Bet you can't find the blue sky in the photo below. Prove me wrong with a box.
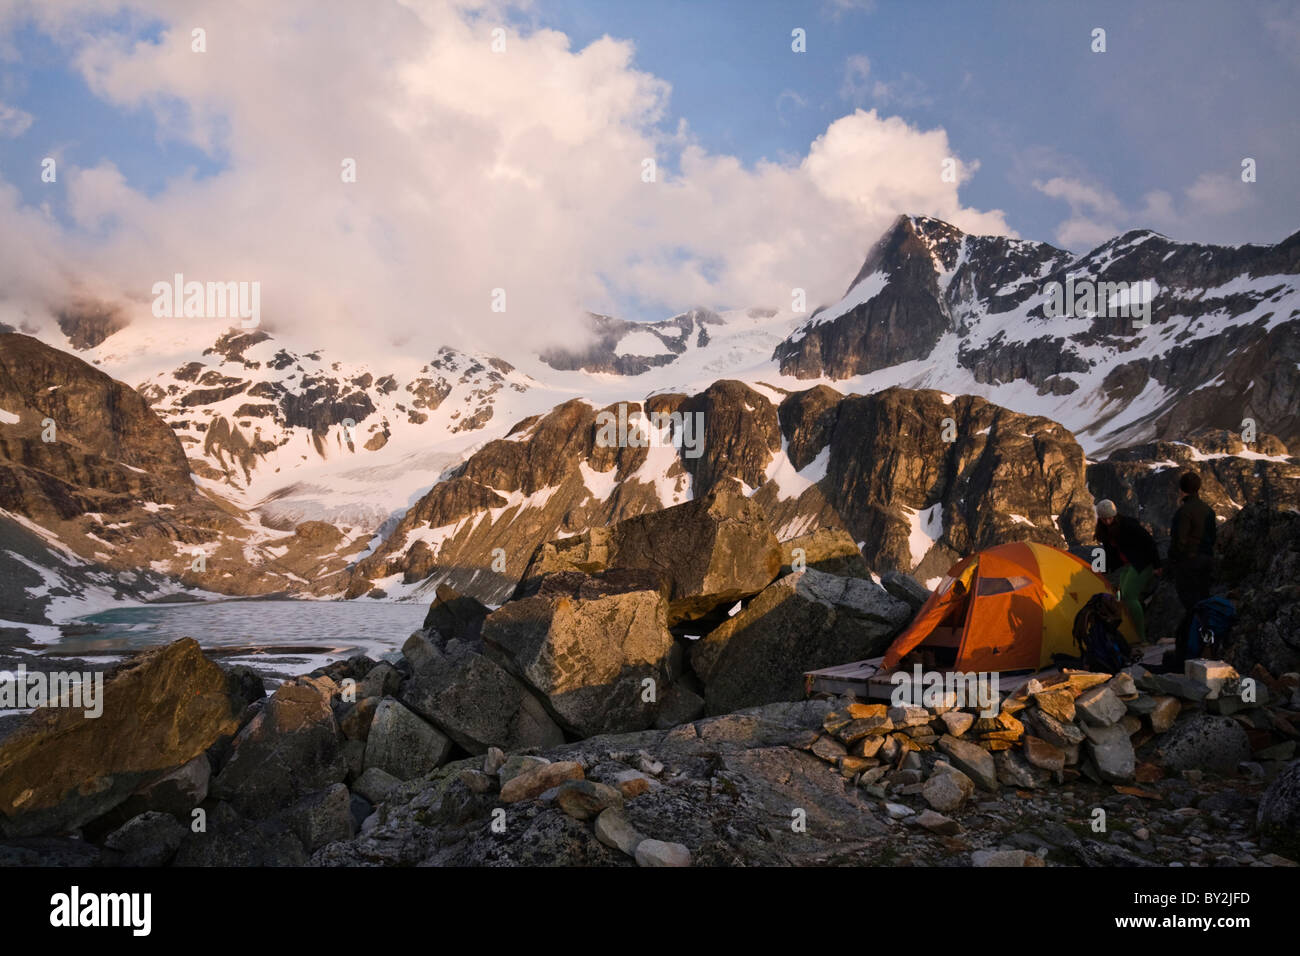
[3,0,1297,247]
[518,0,1300,247]
[0,0,1296,343]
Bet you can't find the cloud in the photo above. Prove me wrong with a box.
[840,53,871,101]
[841,54,931,111]
[0,100,32,136]
[1033,170,1262,250]
[774,88,808,125]
[1262,0,1300,67]
[0,0,1012,360]
[824,0,876,17]
[870,73,932,110]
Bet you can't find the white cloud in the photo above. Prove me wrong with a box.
[0,100,32,136]
[1034,169,1262,251]
[0,0,1011,360]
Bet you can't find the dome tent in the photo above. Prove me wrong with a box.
[881,541,1138,674]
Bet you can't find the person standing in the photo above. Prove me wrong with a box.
[1094,499,1161,642]
[1167,471,1216,664]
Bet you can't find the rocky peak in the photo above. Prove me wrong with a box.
[538,308,725,375]
[54,298,130,350]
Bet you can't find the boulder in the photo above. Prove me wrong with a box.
[554,780,624,821]
[1023,735,1066,773]
[517,486,782,625]
[421,583,491,646]
[339,696,379,741]
[1082,723,1135,783]
[922,766,974,812]
[482,570,675,737]
[400,639,564,753]
[1031,687,1076,723]
[498,755,550,785]
[499,760,584,803]
[1257,759,1300,858]
[173,801,307,867]
[352,767,402,804]
[0,639,247,837]
[936,735,998,791]
[110,753,211,823]
[880,569,931,612]
[780,528,871,578]
[363,698,453,780]
[1157,714,1251,775]
[691,569,911,715]
[279,783,355,852]
[653,682,707,730]
[1023,707,1086,749]
[1075,686,1127,727]
[103,811,187,867]
[356,663,400,700]
[212,678,348,817]
[401,631,439,672]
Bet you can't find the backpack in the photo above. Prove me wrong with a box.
[1072,593,1131,674]
[1186,596,1236,660]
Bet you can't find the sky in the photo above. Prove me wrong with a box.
[0,0,1296,358]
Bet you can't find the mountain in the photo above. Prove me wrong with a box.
[343,382,1102,603]
[2,214,1298,636]
[774,214,1300,454]
[0,332,375,632]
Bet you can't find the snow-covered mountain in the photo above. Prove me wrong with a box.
[30,213,1298,523]
[774,215,1300,454]
[3,213,1297,630]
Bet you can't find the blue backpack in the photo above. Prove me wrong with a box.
[1186,597,1236,659]
[1072,593,1131,673]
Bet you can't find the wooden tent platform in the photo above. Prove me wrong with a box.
[803,642,1170,702]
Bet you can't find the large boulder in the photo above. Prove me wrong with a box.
[517,486,782,625]
[880,570,931,613]
[690,569,912,715]
[0,639,249,837]
[421,584,490,646]
[400,640,564,755]
[211,678,348,817]
[173,801,308,866]
[1156,714,1251,775]
[483,570,676,737]
[364,698,453,780]
[1257,759,1300,858]
[779,528,870,578]
[1218,505,1300,676]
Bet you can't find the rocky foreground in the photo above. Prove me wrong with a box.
[1,491,1298,867]
[0,638,1297,868]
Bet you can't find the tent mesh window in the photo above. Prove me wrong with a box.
[975,575,1033,596]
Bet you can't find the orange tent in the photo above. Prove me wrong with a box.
[880,541,1138,674]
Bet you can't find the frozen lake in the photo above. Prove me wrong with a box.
[60,599,428,681]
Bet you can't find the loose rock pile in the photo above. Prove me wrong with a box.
[801,658,1300,862]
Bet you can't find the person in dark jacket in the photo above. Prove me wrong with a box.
[1094,499,1161,642]
[1168,471,1216,664]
